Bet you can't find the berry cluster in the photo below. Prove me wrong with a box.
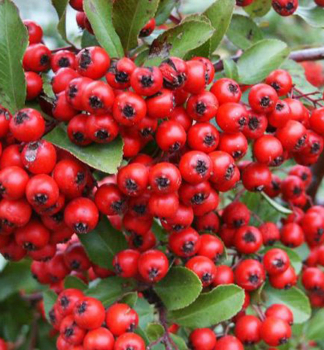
[237,0,324,17]
[50,290,144,350]
[1,6,324,350]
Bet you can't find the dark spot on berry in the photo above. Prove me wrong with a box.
[34,193,48,205]
[276,102,284,111]
[195,160,208,175]
[73,132,85,143]
[15,112,29,125]
[40,54,49,66]
[89,96,103,109]
[233,219,244,228]
[170,142,181,152]
[271,82,281,91]
[70,260,81,270]
[149,267,159,280]
[23,242,36,251]
[79,49,92,69]
[182,241,194,253]
[272,180,280,191]
[95,129,109,140]
[68,85,78,99]
[204,134,215,146]
[0,108,10,120]
[60,296,69,309]
[248,116,260,131]
[132,204,147,215]
[111,200,126,215]
[238,116,247,128]
[243,231,256,243]
[191,193,207,205]
[293,186,302,196]
[295,134,307,150]
[279,337,289,345]
[77,301,87,314]
[228,83,238,94]
[114,262,122,275]
[225,164,235,181]
[140,75,154,88]
[274,258,284,268]
[311,142,321,154]
[74,222,89,234]
[122,105,135,118]
[64,327,74,338]
[196,102,206,115]
[232,151,242,159]
[202,272,213,283]
[172,224,184,231]
[76,172,85,185]
[156,176,170,189]
[127,323,136,333]
[125,179,138,192]
[115,71,129,83]
[0,183,6,195]
[140,127,153,138]
[131,234,143,248]
[58,57,71,68]
[248,274,259,284]
[260,96,270,107]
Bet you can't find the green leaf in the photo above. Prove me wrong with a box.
[51,0,71,44]
[261,244,302,274]
[223,59,239,81]
[264,284,311,324]
[155,0,178,25]
[86,277,135,306]
[168,284,244,328]
[113,0,160,53]
[79,216,127,270]
[227,14,263,50]
[0,261,39,302]
[170,334,188,350]
[42,74,55,100]
[64,275,88,291]
[43,290,58,322]
[281,59,322,97]
[261,192,293,215]
[244,0,272,18]
[154,267,202,311]
[0,0,28,113]
[145,19,214,66]
[237,39,290,85]
[203,0,235,54]
[44,124,124,174]
[305,309,324,341]
[134,297,155,329]
[120,292,138,308]
[296,5,324,28]
[146,323,164,342]
[84,0,124,57]
[81,30,100,49]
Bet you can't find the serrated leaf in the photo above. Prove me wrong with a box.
[113,0,160,53]
[134,297,155,329]
[84,0,124,57]
[42,74,55,100]
[51,0,71,44]
[227,14,263,50]
[168,284,244,328]
[203,0,235,54]
[81,30,100,49]
[170,334,188,350]
[261,192,292,215]
[261,244,302,274]
[86,277,135,306]
[264,284,311,324]
[305,309,324,341]
[120,292,138,308]
[244,0,272,18]
[44,124,123,174]
[237,39,290,85]
[155,0,178,25]
[43,290,57,323]
[146,19,214,66]
[64,275,88,291]
[296,5,324,28]
[154,267,202,311]
[146,323,164,342]
[223,59,239,81]
[79,216,127,270]
[0,0,28,113]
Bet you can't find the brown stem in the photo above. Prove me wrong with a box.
[159,308,179,350]
[307,151,324,202]
[169,15,181,25]
[51,45,77,53]
[214,47,324,72]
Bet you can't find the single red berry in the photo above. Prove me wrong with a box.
[189,328,217,350]
[268,100,291,128]
[156,120,186,152]
[214,336,244,350]
[169,227,201,258]
[234,259,265,291]
[186,91,219,122]
[70,0,83,11]
[114,333,145,350]
[65,76,92,110]
[83,328,115,350]
[264,248,290,275]
[243,110,268,139]
[192,57,215,84]
[211,78,242,105]
[185,255,217,287]
[259,222,280,245]
[63,242,91,271]
[23,20,43,44]
[139,18,156,37]
[106,303,139,336]
[260,317,292,346]
[265,304,294,325]
[269,265,297,289]
[249,83,278,113]
[15,219,50,251]
[187,122,219,153]
[253,135,283,166]
[0,166,29,200]
[280,222,305,248]
[179,151,212,184]
[113,249,140,278]
[53,91,78,122]
[106,57,136,89]
[234,226,263,254]
[52,68,80,94]
[76,46,110,79]
[137,249,169,283]
[197,234,224,263]
[117,163,149,197]
[23,44,51,72]
[10,108,45,142]
[276,120,308,152]
[74,297,105,330]
[234,315,262,346]
[25,71,43,100]
[213,265,234,286]
[159,57,187,90]
[219,132,248,160]
[242,162,272,192]
[184,60,206,94]
[60,314,86,345]
[149,162,181,194]
[222,202,250,228]
[302,267,324,291]
[266,69,293,96]
[146,89,175,119]
[56,288,84,318]
[272,0,299,16]
[64,197,99,234]
[216,103,248,133]
[51,50,77,72]
[130,66,163,96]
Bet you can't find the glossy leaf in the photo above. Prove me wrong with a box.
[237,39,290,84]
[64,276,88,291]
[264,284,311,324]
[79,216,127,269]
[168,284,245,328]
[44,124,124,174]
[244,0,272,18]
[51,0,71,44]
[296,5,324,28]
[0,0,28,113]
[227,14,264,50]
[113,0,160,53]
[84,0,124,57]
[43,290,57,322]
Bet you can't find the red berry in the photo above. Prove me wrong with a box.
[186,91,219,122]
[264,248,290,275]
[25,71,43,100]
[106,57,136,90]
[113,249,140,278]
[272,0,298,16]
[156,120,186,152]
[215,336,244,350]
[137,249,169,283]
[265,304,294,325]
[234,226,263,254]
[235,315,262,346]
[260,317,291,346]
[83,328,114,350]
[23,44,51,72]
[234,259,265,291]
[139,18,156,37]
[114,333,145,350]
[76,47,110,79]
[159,57,187,90]
[74,297,105,330]
[249,83,278,113]
[106,303,139,336]
[189,328,217,350]
[23,20,43,44]
[216,103,248,133]
[185,255,217,287]
[265,69,293,96]
[211,78,242,104]
[130,66,163,96]
[242,162,271,192]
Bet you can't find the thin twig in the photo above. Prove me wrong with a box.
[159,307,179,350]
